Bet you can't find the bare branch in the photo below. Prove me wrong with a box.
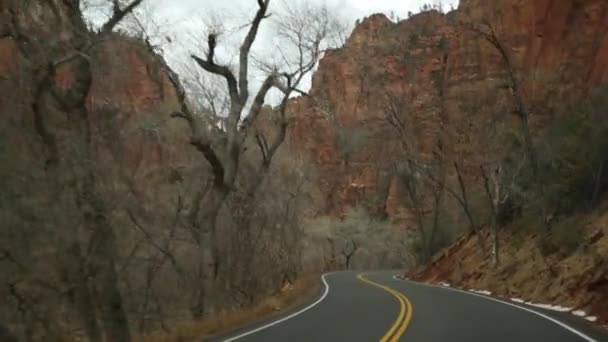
[255,132,270,165]
[207,33,217,62]
[169,111,190,122]
[101,0,145,33]
[166,64,228,188]
[192,141,226,189]
[244,73,277,127]
[125,210,185,277]
[263,76,292,166]
[0,249,27,272]
[191,54,240,106]
[239,0,271,103]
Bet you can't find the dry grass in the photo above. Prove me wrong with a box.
[133,273,321,342]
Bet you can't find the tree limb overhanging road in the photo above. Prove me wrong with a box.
[213,271,608,342]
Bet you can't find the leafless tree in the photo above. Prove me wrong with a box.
[3,0,146,340]
[464,20,550,230]
[309,207,391,269]
[480,157,525,266]
[382,73,450,263]
[168,0,344,316]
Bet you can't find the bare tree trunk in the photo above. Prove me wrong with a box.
[491,227,499,266]
[60,242,103,342]
[199,223,217,316]
[75,283,102,342]
[97,258,130,342]
[325,238,337,271]
[0,323,17,342]
[138,257,162,334]
[53,153,130,342]
[400,161,429,262]
[167,0,337,316]
[6,1,148,340]
[8,284,35,342]
[82,172,131,342]
[51,54,130,339]
[480,166,499,267]
[454,162,487,255]
[491,174,500,267]
[427,187,443,260]
[344,253,353,270]
[191,239,211,318]
[343,240,358,270]
[590,159,605,208]
[28,50,103,341]
[38,62,131,340]
[469,22,547,231]
[189,186,228,318]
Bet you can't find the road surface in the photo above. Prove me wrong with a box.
[212,271,608,342]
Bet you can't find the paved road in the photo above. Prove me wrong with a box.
[212,271,608,342]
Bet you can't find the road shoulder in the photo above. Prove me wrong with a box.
[390,275,608,342]
[206,273,328,341]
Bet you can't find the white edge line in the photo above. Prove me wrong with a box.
[391,275,596,342]
[221,273,332,342]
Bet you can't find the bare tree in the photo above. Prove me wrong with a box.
[382,69,451,263]
[310,207,390,269]
[3,1,146,340]
[465,20,550,229]
[0,323,17,342]
[480,166,500,267]
[168,0,343,316]
[381,40,499,262]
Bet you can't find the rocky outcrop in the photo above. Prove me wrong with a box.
[0,30,197,227]
[286,0,608,220]
[1,0,199,218]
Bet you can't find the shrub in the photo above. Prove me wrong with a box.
[539,216,585,255]
[500,88,608,224]
[536,113,608,213]
[406,214,461,264]
[551,217,585,253]
[335,127,370,160]
[307,207,400,269]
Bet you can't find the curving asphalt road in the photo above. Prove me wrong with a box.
[211,271,608,342]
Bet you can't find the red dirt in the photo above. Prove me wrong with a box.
[411,209,608,327]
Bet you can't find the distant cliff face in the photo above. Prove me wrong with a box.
[454,0,608,95]
[286,0,608,221]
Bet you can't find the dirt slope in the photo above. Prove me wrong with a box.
[413,204,608,326]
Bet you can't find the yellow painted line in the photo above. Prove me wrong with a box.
[391,290,413,342]
[357,274,413,342]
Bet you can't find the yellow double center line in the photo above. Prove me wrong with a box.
[357,274,413,342]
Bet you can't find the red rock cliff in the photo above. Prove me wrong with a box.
[286,0,608,221]
[0,0,202,258]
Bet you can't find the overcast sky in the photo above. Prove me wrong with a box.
[140,0,460,24]
[144,0,460,21]
[85,0,459,104]
[122,0,459,56]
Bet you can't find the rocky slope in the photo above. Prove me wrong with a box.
[286,0,608,220]
[413,206,608,326]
